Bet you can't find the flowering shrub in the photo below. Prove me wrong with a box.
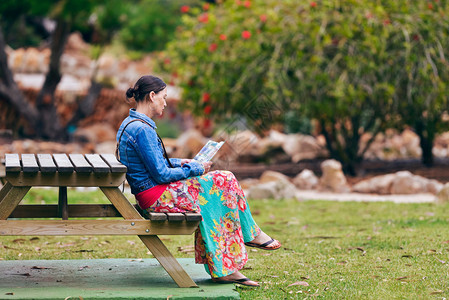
[159,0,449,173]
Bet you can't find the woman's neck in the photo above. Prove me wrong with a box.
[135,102,155,119]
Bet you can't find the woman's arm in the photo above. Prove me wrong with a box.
[135,127,204,183]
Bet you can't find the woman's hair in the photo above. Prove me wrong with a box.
[126,75,167,102]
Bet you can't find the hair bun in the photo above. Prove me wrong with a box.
[126,87,135,99]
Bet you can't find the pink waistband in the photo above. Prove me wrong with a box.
[135,184,168,210]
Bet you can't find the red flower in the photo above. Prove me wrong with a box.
[204,105,212,115]
[202,93,210,102]
[204,119,212,128]
[244,0,251,8]
[203,3,210,10]
[413,34,420,41]
[310,1,317,7]
[383,19,391,25]
[163,58,171,65]
[198,13,209,23]
[428,3,433,9]
[219,34,227,41]
[180,5,190,13]
[209,43,218,52]
[241,30,251,39]
[260,14,267,22]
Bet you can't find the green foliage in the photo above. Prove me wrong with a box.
[118,0,201,53]
[160,0,449,174]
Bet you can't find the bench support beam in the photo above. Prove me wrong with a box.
[101,187,198,288]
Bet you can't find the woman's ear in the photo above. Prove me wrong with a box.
[148,91,155,102]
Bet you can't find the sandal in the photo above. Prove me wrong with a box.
[245,238,281,250]
[212,277,260,287]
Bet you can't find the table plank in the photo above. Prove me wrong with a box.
[148,212,168,221]
[68,154,92,173]
[37,154,57,173]
[21,154,39,173]
[52,154,74,173]
[167,213,186,222]
[85,154,110,173]
[184,213,203,222]
[5,154,21,172]
[100,154,127,173]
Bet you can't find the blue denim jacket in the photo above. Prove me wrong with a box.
[116,109,204,195]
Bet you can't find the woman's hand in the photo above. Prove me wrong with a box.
[202,161,213,173]
[180,159,193,166]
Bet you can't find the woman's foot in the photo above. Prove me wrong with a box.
[245,231,281,250]
[212,271,260,287]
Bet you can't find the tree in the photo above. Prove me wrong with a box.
[118,0,201,53]
[0,0,113,139]
[160,0,449,174]
[393,2,449,166]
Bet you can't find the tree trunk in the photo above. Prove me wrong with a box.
[0,27,40,128]
[35,18,70,140]
[66,80,103,135]
[415,120,435,167]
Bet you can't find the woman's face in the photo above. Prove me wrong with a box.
[151,87,167,116]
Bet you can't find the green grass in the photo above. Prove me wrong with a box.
[2,188,449,299]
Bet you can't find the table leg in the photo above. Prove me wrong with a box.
[100,187,198,288]
[0,186,30,220]
[0,182,13,203]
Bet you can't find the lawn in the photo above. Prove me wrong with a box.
[1,188,449,299]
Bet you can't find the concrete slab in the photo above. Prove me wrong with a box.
[0,258,240,300]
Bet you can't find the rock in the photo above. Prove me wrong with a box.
[436,183,449,203]
[259,170,291,183]
[73,123,117,144]
[95,141,117,154]
[352,174,396,194]
[282,134,323,162]
[293,169,319,190]
[65,32,90,54]
[246,170,297,200]
[390,171,435,194]
[426,179,444,195]
[318,159,350,193]
[247,179,297,200]
[175,129,207,158]
[247,181,278,200]
[239,178,260,190]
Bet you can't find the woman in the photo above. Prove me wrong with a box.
[116,75,281,287]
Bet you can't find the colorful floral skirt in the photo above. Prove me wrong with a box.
[143,170,261,278]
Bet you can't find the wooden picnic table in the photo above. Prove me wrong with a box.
[0,153,202,288]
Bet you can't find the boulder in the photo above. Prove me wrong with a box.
[293,169,319,190]
[259,170,291,183]
[247,170,297,200]
[247,181,278,200]
[390,171,440,195]
[73,123,117,144]
[175,129,207,158]
[436,183,449,203]
[282,134,323,163]
[95,141,117,155]
[352,174,396,194]
[239,178,260,190]
[318,159,350,193]
[247,179,297,200]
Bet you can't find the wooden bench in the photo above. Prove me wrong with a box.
[0,153,202,288]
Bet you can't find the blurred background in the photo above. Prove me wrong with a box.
[1,0,449,192]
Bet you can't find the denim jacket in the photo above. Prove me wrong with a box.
[116,109,204,195]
